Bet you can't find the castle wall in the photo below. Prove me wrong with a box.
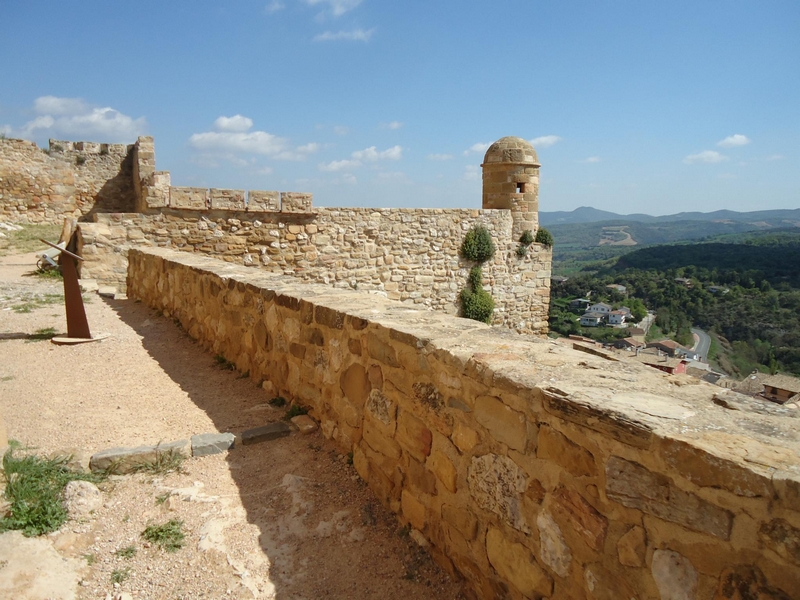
[78,208,551,333]
[128,247,800,600]
[0,138,136,222]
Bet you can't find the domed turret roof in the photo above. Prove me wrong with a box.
[482,136,539,166]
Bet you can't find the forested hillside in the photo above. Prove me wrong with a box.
[550,230,800,377]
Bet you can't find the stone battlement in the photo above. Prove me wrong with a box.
[127,247,800,599]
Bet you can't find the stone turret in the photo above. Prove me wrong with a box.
[482,136,540,240]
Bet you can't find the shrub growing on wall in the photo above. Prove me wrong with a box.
[460,225,496,324]
[460,225,496,263]
[460,266,495,324]
[535,227,554,248]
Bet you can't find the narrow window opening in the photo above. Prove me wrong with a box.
[516,182,526,193]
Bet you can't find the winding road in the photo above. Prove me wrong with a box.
[692,327,711,362]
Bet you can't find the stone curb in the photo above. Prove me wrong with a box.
[87,416,317,473]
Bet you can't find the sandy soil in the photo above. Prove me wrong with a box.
[0,251,464,600]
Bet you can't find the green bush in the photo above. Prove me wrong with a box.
[519,230,535,245]
[460,266,494,323]
[461,225,495,263]
[516,244,528,258]
[535,227,554,248]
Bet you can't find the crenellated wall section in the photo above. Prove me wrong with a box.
[128,247,800,600]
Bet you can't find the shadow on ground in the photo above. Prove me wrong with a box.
[106,296,463,600]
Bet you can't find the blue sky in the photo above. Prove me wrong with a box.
[2,1,798,215]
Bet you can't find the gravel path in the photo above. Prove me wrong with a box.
[0,251,463,600]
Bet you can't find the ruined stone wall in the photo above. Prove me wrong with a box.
[79,210,551,332]
[0,138,136,222]
[128,247,800,600]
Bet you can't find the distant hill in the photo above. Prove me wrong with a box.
[540,206,800,226]
[609,229,800,286]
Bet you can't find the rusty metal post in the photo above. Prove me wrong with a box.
[40,239,91,339]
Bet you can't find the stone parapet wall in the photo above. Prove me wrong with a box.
[78,208,550,332]
[0,137,136,222]
[127,247,800,600]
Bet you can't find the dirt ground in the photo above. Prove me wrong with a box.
[0,250,465,600]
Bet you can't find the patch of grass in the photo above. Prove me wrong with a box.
[283,404,308,420]
[83,553,96,565]
[142,519,185,552]
[397,524,411,538]
[110,567,130,584]
[0,376,13,382]
[26,327,58,342]
[33,267,63,280]
[0,224,61,256]
[131,448,185,475]
[268,396,287,407]
[0,449,104,537]
[214,355,235,370]
[155,492,171,506]
[115,545,137,559]
[11,293,64,313]
[346,451,354,465]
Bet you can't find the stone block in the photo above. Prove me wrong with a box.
[89,439,189,474]
[240,422,291,445]
[429,450,457,493]
[660,438,772,498]
[537,425,597,477]
[191,433,235,457]
[486,527,552,598]
[442,504,477,540]
[651,549,698,600]
[617,525,646,567]
[209,188,245,211]
[474,395,527,452]
[759,519,800,566]
[401,489,427,530]
[281,192,313,213]
[396,409,432,462]
[714,565,793,600]
[340,363,370,407]
[605,456,733,540]
[537,510,572,577]
[248,190,280,212]
[291,414,319,434]
[467,453,528,532]
[170,187,208,210]
[451,421,480,453]
[550,486,608,552]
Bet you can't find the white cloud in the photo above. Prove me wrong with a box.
[9,96,147,142]
[303,0,362,17]
[352,145,402,161]
[214,115,253,132]
[386,121,403,130]
[765,154,784,161]
[427,153,453,161]
[530,135,561,148]
[464,142,490,155]
[582,156,601,163]
[319,158,361,172]
[318,145,403,172]
[376,171,410,182]
[717,134,750,148]
[190,131,288,155]
[265,0,285,13]
[684,150,729,164]
[313,28,375,42]
[333,125,349,135]
[190,117,318,161]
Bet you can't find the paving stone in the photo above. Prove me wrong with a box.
[191,433,235,457]
[97,286,117,298]
[290,414,319,434]
[89,439,189,473]
[240,422,291,445]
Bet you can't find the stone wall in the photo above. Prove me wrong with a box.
[0,138,136,222]
[78,208,551,332]
[128,247,800,600]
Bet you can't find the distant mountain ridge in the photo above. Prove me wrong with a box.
[540,206,800,226]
